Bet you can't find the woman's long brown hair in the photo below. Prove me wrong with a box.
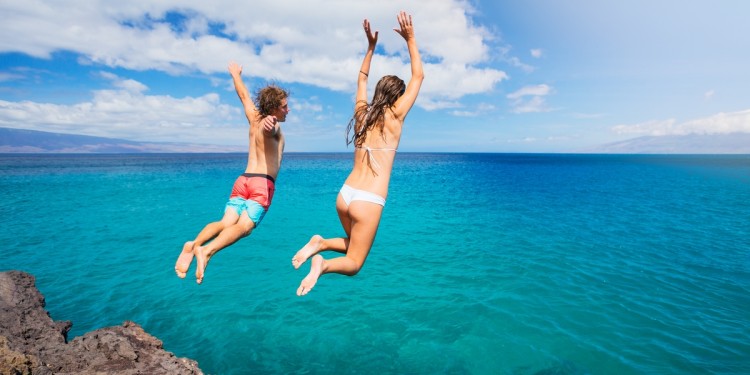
[346,75,405,147]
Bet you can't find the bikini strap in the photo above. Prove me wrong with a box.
[356,145,397,171]
[362,146,381,170]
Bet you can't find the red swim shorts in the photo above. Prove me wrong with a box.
[229,173,275,210]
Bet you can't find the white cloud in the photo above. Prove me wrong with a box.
[531,49,543,58]
[422,63,508,101]
[415,1,492,65]
[0,69,335,147]
[450,110,477,117]
[505,56,535,73]
[477,102,496,111]
[612,109,750,136]
[507,84,553,113]
[509,96,549,114]
[0,72,25,82]
[0,0,507,108]
[704,89,715,100]
[0,75,242,144]
[107,75,149,93]
[291,98,323,114]
[507,84,551,99]
[450,102,496,117]
[417,98,462,111]
[571,112,605,119]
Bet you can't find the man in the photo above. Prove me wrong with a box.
[175,61,290,284]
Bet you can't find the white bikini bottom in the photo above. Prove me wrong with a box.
[339,184,385,207]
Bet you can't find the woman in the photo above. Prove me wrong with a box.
[292,11,424,296]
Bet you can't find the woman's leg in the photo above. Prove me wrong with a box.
[323,200,382,275]
[296,201,383,296]
[292,194,351,268]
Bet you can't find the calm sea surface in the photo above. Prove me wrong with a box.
[1,153,749,374]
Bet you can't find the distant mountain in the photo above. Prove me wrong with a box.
[3,127,749,154]
[0,127,244,153]
[581,132,750,154]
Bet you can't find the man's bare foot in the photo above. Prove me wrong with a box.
[194,246,210,284]
[175,241,195,278]
[292,235,323,269]
[297,255,325,296]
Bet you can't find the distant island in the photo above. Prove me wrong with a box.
[1,127,749,154]
[0,127,244,153]
[578,132,750,154]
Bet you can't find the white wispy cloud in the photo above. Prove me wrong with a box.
[507,84,553,113]
[507,84,551,99]
[0,72,25,82]
[449,102,496,117]
[612,109,750,136]
[571,112,606,119]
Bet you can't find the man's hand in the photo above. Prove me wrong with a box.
[261,116,278,135]
[228,61,242,76]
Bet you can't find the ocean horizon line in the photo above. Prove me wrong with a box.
[2,151,750,156]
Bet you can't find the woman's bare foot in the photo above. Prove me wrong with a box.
[297,255,325,296]
[194,246,210,284]
[175,241,195,278]
[292,235,323,269]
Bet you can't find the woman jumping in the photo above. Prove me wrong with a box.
[292,11,424,296]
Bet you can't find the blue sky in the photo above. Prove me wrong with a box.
[1,0,748,152]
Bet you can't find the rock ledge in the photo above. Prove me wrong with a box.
[0,270,202,374]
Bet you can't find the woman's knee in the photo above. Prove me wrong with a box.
[345,257,365,275]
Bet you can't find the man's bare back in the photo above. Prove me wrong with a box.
[245,110,285,179]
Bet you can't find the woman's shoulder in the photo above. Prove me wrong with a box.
[384,108,404,127]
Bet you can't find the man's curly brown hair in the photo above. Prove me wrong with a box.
[255,84,290,117]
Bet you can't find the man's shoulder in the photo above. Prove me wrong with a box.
[246,109,262,121]
[248,113,269,131]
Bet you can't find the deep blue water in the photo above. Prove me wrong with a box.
[1,153,749,374]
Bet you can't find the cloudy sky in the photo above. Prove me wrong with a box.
[1,0,748,152]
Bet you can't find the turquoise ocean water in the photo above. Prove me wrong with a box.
[1,153,748,374]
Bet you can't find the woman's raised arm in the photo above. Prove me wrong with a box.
[355,19,378,110]
[392,11,424,120]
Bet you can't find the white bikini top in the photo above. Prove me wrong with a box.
[356,145,397,171]
[355,106,397,170]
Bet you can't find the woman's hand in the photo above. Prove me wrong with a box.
[363,19,378,48]
[393,11,414,41]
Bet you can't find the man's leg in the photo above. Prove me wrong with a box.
[194,212,255,284]
[175,218,233,278]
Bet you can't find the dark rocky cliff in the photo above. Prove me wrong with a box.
[0,270,203,374]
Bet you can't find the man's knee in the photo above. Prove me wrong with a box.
[239,221,255,236]
[218,217,238,228]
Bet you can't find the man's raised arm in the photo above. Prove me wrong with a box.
[228,61,257,119]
